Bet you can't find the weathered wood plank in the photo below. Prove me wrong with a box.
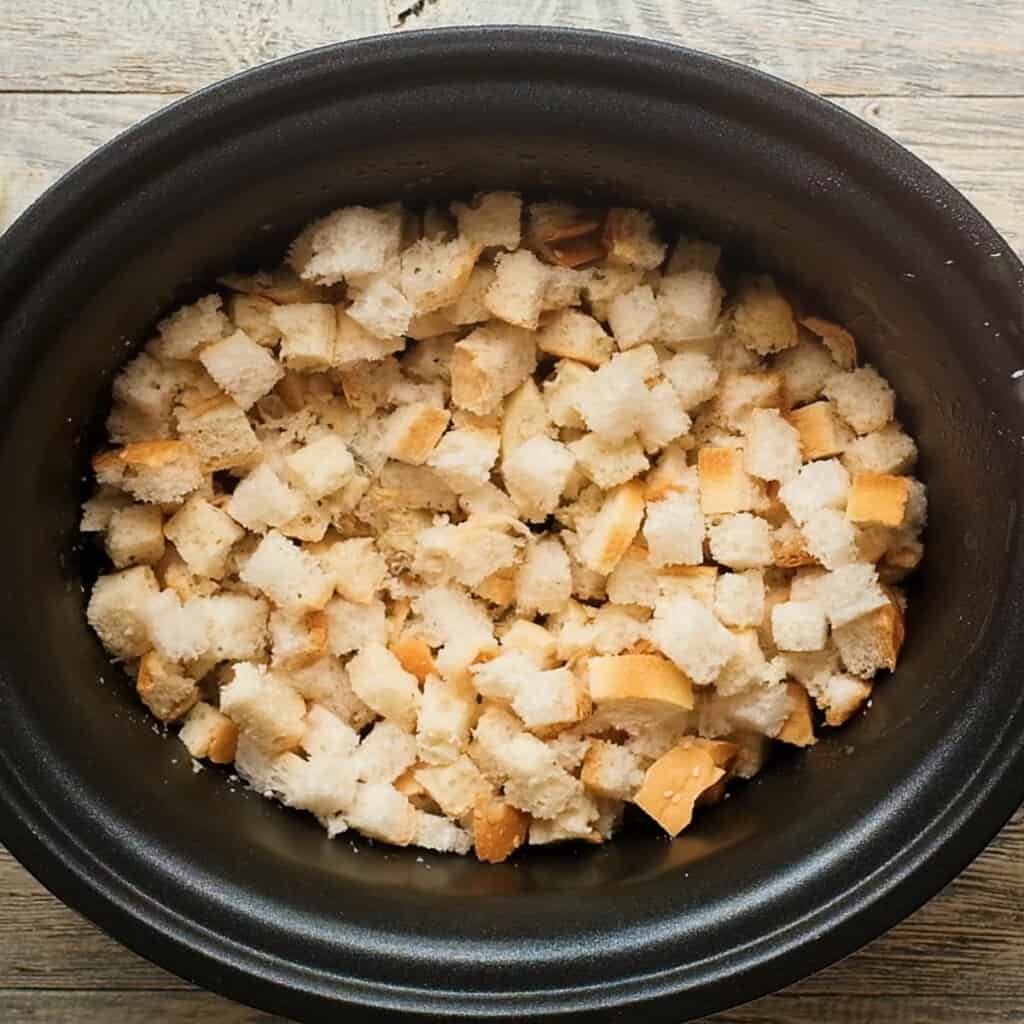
[1,94,1021,256]
[1,0,1022,96]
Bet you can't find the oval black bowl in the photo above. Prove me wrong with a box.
[0,26,1023,1024]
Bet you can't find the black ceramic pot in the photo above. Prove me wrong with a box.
[0,27,1022,1024]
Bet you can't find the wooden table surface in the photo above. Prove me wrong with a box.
[2,2,1022,1021]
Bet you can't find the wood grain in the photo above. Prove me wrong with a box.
[4,0,1021,96]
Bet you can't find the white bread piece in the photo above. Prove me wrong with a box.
[774,337,840,405]
[666,237,721,275]
[804,672,872,727]
[313,537,387,604]
[228,293,280,347]
[80,488,131,533]
[269,302,337,370]
[819,562,890,628]
[543,359,591,428]
[603,208,666,269]
[164,496,244,578]
[743,408,801,482]
[833,598,904,677]
[776,682,817,747]
[638,381,692,453]
[350,720,418,783]
[731,275,799,354]
[846,472,911,527]
[174,395,260,472]
[416,674,476,765]
[512,665,590,734]
[227,464,306,531]
[643,445,697,502]
[771,600,829,652]
[501,619,559,668]
[400,235,479,314]
[347,277,415,339]
[358,463,458,520]
[451,323,537,415]
[345,782,418,846]
[643,489,705,567]
[606,545,659,607]
[287,657,375,730]
[771,517,815,569]
[544,729,592,774]
[588,604,649,656]
[448,263,496,325]
[87,565,157,659]
[787,400,853,461]
[777,458,850,525]
[502,435,576,521]
[472,707,581,819]
[568,434,649,490]
[579,481,646,575]
[633,745,725,836]
[233,734,280,796]
[402,335,456,382]
[269,607,329,670]
[347,642,420,731]
[657,565,719,607]
[458,481,518,519]
[414,519,521,589]
[284,435,356,500]
[152,294,230,361]
[299,703,360,763]
[289,205,403,284]
[93,441,203,505]
[714,570,765,628]
[199,329,283,410]
[578,262,639,304]
[788,567,830,603]
[842,423,917,475]
[823,365,895,435]
[424,426,499,494]
[220,662,306,753]
[135,651,199,723]
[501,378,553,456]
[527,791,602,845]
[323,596,388,655]
[333,310,404,368]
[200,593,269,661]
[413,584,496,683]
[607,283,660,349]
[484,248,550,329]
[240,530,334,610]
[580,741,645,800]
[142,590,210,663]
[105,504,165,568]
[660,350,720,412]
[451,191,522,249]
[472,793,530,863]
[714,371,786,431]
[801,507,858,569]
[112,352,181,422]
[715,628,770,696]
[536,309,614,367]
[516,537,572,616]
[179,701,239,763]
[470,650,536,702]
[657,270,724,344]
[414,813,472,855]
[698,681,791,739]
[416,755,490,818]
[707,513,773,570]
[379,402,451,466]
[272,750,358,818]
[651,594,738,685]
[697,446,757,515]
[570,346,657,443]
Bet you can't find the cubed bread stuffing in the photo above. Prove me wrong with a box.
[83,196,925,861]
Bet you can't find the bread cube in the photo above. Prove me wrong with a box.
[846,472,911,527]
[281,435,355,501]
[823,365,895,435]
[311,537,385,604]
[643,489,704,566]
[141,589,210,664]
[643,445,697,503]
[501,378,552,456]
[607,283,661,349]
[322,595,388,655]
[174,396,261,472]
[105,504,165,568]
[448,263,496,325]
[731,275,799,354]
[579,481,646,575]
[415,518,521,589]
[833,598,904,677]
[775,683,817,747]
[633,745,724,836]
[111,352,179,424]
[500,619,559,667]
[344,782,419,845]
[227,464,306,531]
[801,507,858,569]
[787,400,852,461]
[707,513,773,570]
[415,675,476,764]
[698,681,791,739]
[660,350,720,413]
[423,426,499,494]
[841,423,917,475]
[81,488,131,533]
[714,371,786,431]
[134,650,199,723]
[350,720,418,783]
[451,323,537,414]
[516,537,572,616]
[289,205,403,284]
[220,662,306,753]
[606,545,659,607]
[415,755,490,818]
[199,329,283,410]
[152,294,230,360]
[657,565,719,607]
[484,248,550,329]
[800,315,857,369]
[347,642,420,731]
[227,293,280,347]
[400,234,479,314]
[570,346,654,443]
[240,530,334,610]
[580,741,644,801]
[650,594,737,685]
[588,652,695,712]
[805,672,872,726]
[452,191,522,249]
[379,402,451,466]
[603,208,666,270]
[657,270,723,344]
[93,441,203,505]
[536,309,613,367]
[178,701,239,763]
[771,600,828,652]
[268,607,328,670]
[269,302,336,370]
[541,359,589,429]
[164,496,244,578]
[638,380,691,454]
[777,458,850,525]
[714,570,765,628]
[819,562,890,628]
[697,446,756,515]
[472,793,530,863]
[502,435,576,521]
[569,434,649,490]
[201,593,269,661]
[743,408,801,482]
[775,338,839,405]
